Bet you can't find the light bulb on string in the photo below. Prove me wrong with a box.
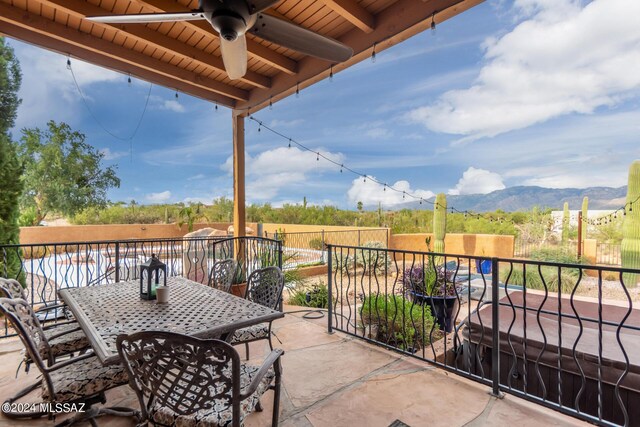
[329,65,334,82]
[371,43,377,63]
[430,12,436,35]
[215,103,218,111]
[383,184,386,192]
[288,138,292,148]
[66,57,71,70]
[295,83,300,98]
[363,175,367,183]
[175,91,179,99]
[127,74,132,86]
[269,96,273,110]
[316,152,319,161]
[340,164,343,173]
[402,192,405,200]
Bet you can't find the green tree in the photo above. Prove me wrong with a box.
[0,38,24,283]
[17,121,120,224]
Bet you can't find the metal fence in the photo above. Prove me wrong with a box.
[597,243,622,266]
[264,228,389,269]
[328,243,640,427]
[0,236,281,338]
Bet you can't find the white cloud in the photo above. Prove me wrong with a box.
[145,191,172,203]
[347,177,434,208]
[365,127,393,139]
[10,41,123,129]
[448,167,506,195]
[221,147,345,201]
[100,147,129,161]
[187,174,206,181]
[160,100,186,113]
[406,0,640,141]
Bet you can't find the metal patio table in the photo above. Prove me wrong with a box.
[59,276,283,365]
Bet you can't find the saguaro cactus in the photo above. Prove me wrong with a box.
[581,197,588,241]
[433,193,447,254]
[562,202,570,243]
[622,160,640,287]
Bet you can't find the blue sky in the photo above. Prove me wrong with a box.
[7,0,640,209]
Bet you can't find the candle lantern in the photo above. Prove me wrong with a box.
[139,254,167,300]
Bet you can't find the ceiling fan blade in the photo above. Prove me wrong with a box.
[248,0,281,13]
[220,35,248,80]
[87,11,205,24]
[250,14,352,62]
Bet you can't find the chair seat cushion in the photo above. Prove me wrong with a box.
[149,363,275,427]
[42,324,90,358]
[229,324,270,344]
[41,355,129,403]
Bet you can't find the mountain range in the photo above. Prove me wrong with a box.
[415,186,628,212]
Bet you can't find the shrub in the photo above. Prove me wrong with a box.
[356,241,391,274]
[360,294,435,351]
[308,237,324,251]
[331,252,355,273]
[500,263,578,293]
[288,283,329,308]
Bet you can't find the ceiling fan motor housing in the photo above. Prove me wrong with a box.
[202,0,251,41]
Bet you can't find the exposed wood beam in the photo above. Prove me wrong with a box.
[317,0,375,33]
[0,1,249,102]
[237,0,484,113]
[0,21,237,107]
[40,0,271,89]
[232,112,246,239]
[129,0,298,75]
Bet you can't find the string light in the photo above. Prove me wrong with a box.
[127,74,132,86]
[329,65,334,82]
[295,83,300,98]
[175,91,179,99]
[215,102,218,111]
[430,12,436,34]
[247,116,631,227]
[66,56,71,70]
[269,96,273,110]
[371,43,377,63]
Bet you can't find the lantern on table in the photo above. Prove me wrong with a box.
[139,254,167,300]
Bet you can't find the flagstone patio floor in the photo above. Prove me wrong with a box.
[0,306,589,427]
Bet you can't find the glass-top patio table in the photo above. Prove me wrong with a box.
[59,276,283,365]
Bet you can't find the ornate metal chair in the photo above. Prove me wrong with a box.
[230,266,285,359]
[0,297,138,425]
[0,278,89,370]
[116,330,283,427]
[207,259,237,293]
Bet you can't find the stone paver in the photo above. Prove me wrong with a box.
[0,305,591,427]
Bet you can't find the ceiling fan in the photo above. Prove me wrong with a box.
[87,0,354,80]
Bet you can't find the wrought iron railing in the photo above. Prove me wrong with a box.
[0,236,281,338]
[327,243,640,427]
[264,228,389,269]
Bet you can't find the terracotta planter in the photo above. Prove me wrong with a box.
[230,282,247,298]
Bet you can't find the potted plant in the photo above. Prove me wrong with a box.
[230,261,247,298]
[402,262,462,333]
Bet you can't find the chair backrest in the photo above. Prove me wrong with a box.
[116,331,242,424]
[245,266,285,310]
[0,277,27,299]
[0,298,54,386]
[207,259,237,293]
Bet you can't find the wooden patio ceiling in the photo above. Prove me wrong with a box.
[0,0,483,115]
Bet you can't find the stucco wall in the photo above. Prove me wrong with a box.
[18,222,259,244]
[389,233,515,258]
[261,223,388,234]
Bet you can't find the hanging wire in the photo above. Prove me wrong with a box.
[68,59,153,144]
